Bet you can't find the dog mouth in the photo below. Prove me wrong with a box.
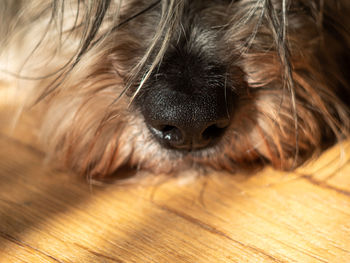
[140,120,233,176]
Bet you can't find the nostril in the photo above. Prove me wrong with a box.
[147,118,230,150]
[161,125,182,142]
[149,124,183,144]
[160,125,176,133]
[201,122,229,141]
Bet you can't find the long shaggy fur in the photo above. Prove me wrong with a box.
[1,0,349,178]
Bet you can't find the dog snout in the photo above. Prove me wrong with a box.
[140,86,232,151]
[134,41,235,151]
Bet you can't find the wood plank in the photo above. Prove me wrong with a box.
[0,132,350,262]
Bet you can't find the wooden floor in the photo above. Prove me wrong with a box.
[1,108,350,262]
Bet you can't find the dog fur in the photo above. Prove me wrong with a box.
[1,0,349,178]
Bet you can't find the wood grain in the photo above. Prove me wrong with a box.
[1,104,350,262]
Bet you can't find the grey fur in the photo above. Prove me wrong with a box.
[1,0,349,177]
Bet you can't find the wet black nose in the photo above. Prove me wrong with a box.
[133,46,236,151]
[139,88,233,151]
[148,118,229,150]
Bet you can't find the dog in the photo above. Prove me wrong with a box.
[1,0,349,178]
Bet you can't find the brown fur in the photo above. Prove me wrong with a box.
[1,0,349,178]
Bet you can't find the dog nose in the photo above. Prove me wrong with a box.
[140,89,232,151]
[147,118,230,150]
